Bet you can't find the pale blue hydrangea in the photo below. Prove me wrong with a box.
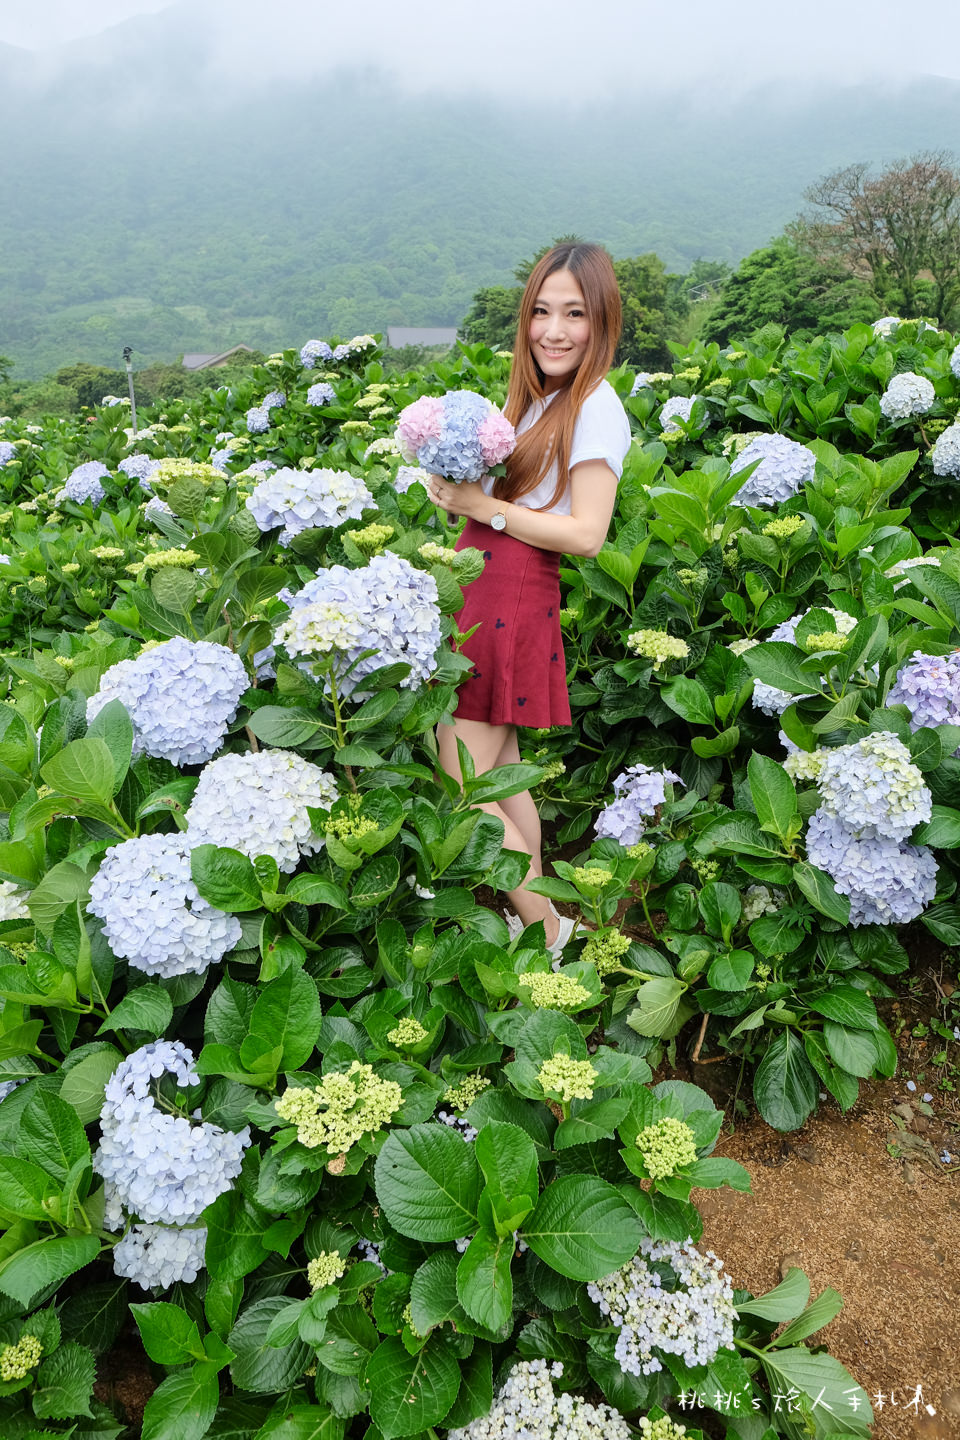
[94,1041,249,1226]
[659,396,701,433]
[306,382,336,407]
[112,1223,207,1290]
[0,1078,26,1104]
[931,423,960,478]
[415,390,494,481]
[119,454,161,489]
[87,637,248,766]
[185,750,338,872]
[630,373,653,395]
[872,316,901,337]
[394,464,430,494]
[751,607,857,716]
[805,808,937,926]
[951,342,960,380]
[144,496,174,523]
[88,832,242,976]
[0,441,15,468]
[730,432,816,506]
[879,372,936,420]
[887,649,960,730]
[246,466,373,544]
[209,446,234,472]
[56,460,110,506]
[244,458,277,476]
[595,763,683,846]
[246,405,271,434]
[816,732,931,841]
[587,1239,736,1377]
[263,390,286,409]
[300,339,333,368]
[435,1111,478,1143]
[276,552,442,696]
[447,1359,632,1440]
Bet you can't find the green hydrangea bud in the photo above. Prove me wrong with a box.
[762,515,806,541]
[307,1251,347,1291]
[537,1054,598,1102]
[638,1417,689,1440]
[143,548,200,570]
[347,522,395,555]
[572,866,613,890]
[275,1061,403,1154]
[418,541,458,566]
[804,631,849,652]
[525,973,591,1010]
[442,1072,491,1113]
[0,1335,43,1382]
[325,813,379,841]
[626,841,654,860]
[627,629,690,670]
[581,928,631,977]
[783,747,826,782]
[386,1016,429,1048]
[635,1116,699,1179]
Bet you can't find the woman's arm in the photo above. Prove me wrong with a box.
[428,460,618,558]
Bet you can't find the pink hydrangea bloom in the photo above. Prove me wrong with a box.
[478,412,516,466]
[395,396,444,461]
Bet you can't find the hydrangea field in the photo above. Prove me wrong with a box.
[0,316,958,1438]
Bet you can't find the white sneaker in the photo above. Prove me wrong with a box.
[547,913,581,961]
[503,909,524,940]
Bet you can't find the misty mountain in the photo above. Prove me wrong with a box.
[2,6,960,378]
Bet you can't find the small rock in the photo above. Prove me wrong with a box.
[790,1142,820,1165]
[893,1102,915,1123]
[845,1238,864,1261]
[903,1160,917,1184]
[779,1249,802,1278]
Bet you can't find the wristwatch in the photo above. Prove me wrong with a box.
[490,509,508,532]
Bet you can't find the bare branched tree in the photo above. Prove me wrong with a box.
[790,151,960,324]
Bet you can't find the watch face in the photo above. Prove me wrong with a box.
[491,511,507,531]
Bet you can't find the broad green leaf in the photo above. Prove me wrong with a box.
[474,1121,538,1209]
[521,1175,643,1280]
[140,1366,220,1440]
[753,1030,818,1132]
[822,1021,879,1078]
[132,1301,206,1365]
[247,968,321,1072]
[41,738,117,804]
[191,844,263,912]
[32,1340,96,1420]
[366,1336,461,1438]
[747,752,798,840]
[440,1342,492,1432]
[0,1233,99,1306]
[773,1286,844,1346]
[661,676,715,725]
[21,1090,90,1180]
[758,1347,872,1437]
[254,1406,344,1439]
[806,986,877,1030]
[737,1265,810,1322]
[742,641,816,696]
[793,861,850,923]
[914,804,960,848]
[375,1124,482,1241]
[98,984,173,1039]
[229,1297,311,1393]
[86,698,134,792]
[626,977,686,1037]
[456,1229,514,1330]
[409,1251,469,1334]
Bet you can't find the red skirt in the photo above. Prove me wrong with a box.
[452,519,571,728]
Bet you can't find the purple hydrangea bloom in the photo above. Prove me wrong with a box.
[805,808,937,926]
[306,382,336,407]
[57,460,110,506]
[300,339,333,368]
[887,649,960,730]
[0,441,16,468]
[87,637,248,766]
[730,432,816,506]
[815,731,931,842]
[595,763,683,846]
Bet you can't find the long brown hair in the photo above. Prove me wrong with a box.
[496,242,622,508]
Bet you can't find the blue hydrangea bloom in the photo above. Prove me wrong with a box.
[730,432,816,506]
[595,763,683,846]
[751,607,857,716]
[306,382,336,407]
[87,637,248,766]
[186,750,338,872]
[416,390,494,481]
[56,460,110,506]
[805,808,937,926]
[277,552,442,697]
[887,649,960,731]
[816,731,931,842]
[263,390,286,409]
[300,339,333,368]
[245,458,277,476]
[88,832,242,977]
[209,446,234,472]
[94,1041,249,1226]
[119,454,161,489]
[0,441,16,468]
[112,1223,207,1290]
[246,406,271,434]
[144,496,174,524]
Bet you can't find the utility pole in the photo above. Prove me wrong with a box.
[123,346,138,438]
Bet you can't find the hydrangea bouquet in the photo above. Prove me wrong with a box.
[395,390,515,481]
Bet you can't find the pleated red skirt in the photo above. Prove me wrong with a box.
[452,519,571,728]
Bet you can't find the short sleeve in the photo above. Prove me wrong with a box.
[569,381,632,480]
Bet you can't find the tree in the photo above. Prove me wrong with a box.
[791,151,960,324]
[702,239,876,346]
[0,356,12,386]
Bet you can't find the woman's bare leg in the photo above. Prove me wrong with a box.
[436,716,558,944]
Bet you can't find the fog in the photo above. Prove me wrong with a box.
[4,0,960,99]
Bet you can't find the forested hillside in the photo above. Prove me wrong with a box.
[2,8,960,377]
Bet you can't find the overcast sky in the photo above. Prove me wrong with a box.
[3,0,960,95]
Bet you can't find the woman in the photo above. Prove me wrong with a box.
[428,241,630,955]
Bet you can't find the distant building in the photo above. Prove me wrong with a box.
[181,345,255,371]
[386,327,458,350]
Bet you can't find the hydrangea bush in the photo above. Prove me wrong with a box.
[2,320,959,1434]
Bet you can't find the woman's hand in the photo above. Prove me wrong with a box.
[427,475,485,519]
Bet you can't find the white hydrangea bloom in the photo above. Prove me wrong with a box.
[932,423,960,478]
[0,881,29,922]
[447,1359,632,1440]
[659,396,703,433]
[112,1224,207,1290]
[879,372,935,420]
[872,316,901,336]
[950,342,960,380]
[730,432,816,506]
[186,750,338,872]
[246,467,373,545]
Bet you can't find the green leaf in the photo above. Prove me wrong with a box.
[32,1340,96,1419]
[806,986,877,1030]
[742,641,816,696]
[747,752,798,840]
[60,1280,128,1354]
[28,859,92,937]
[753,1030,819,1132]
[441,1343,492,1432]
[521,1175,643,1281]
[661,676,715,725]
[0,1156,59,1220]
[706,950,753,992]
[456,1229,514,1330]
[98,985,173,1039]
[913,804,960,847]
[41,738,118,804]
[737,1265,810,1322]
[246,706,323,748]
[684,1157,751,1191]
[191,844,263,912]
[21,1090,89,1180]
[626,977,686,1037]
[793,861,850,923]
[822,1021,879,1079]
[366,1336,461,1439]
[758,1347,872,1437]
[229,1297,311,1393]
[474,1122,538,1211]
[247,969,321,1072]
[0,1234,99,1306]
[773,1286,844,1346]
[375,1124,482,1241]
[86,698,134,793]
[254,1406,344,1439]
[132,1301,206,1365]
[408,1252,467,1334]
[140,1366,220,1440]
[922,901,960,944]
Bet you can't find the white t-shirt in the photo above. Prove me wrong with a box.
[480,378,631,516]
